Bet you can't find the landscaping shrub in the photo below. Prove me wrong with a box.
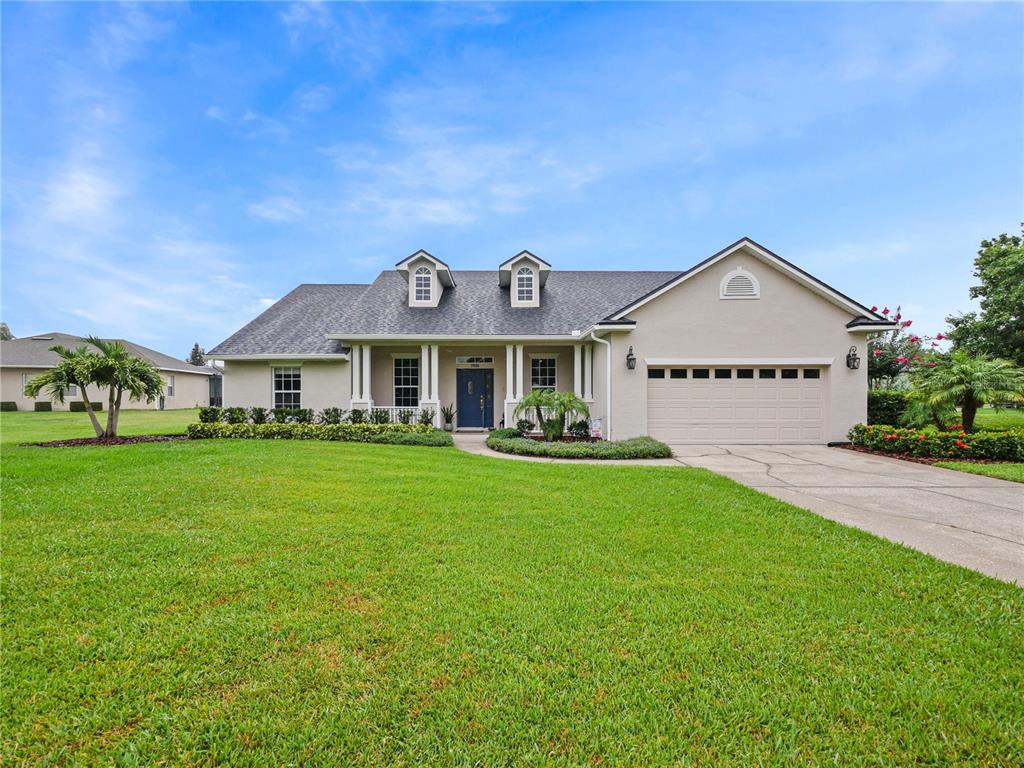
[488,427,523,440]
[34,402,52,412]
[69,402,90,412]
[418,408,435,426]
[349,409,366,424]
[486,434,672,460]
[223,406,247,424]
[396,408,414,424]
[272,407,296,423]
[249,407,270,424]
[293,408,314,424]
[847,423,1024,461]
[515,419,534,434]
[1,401,17,412]
[567,419,591,438]
[369,408,391,424]
[198,406,222,423]
[187,422,440,444]
[319,407,346,425]
[867,390,909,425]
[367,430,453,447]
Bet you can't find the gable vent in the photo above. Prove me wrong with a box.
[720,268,760,299]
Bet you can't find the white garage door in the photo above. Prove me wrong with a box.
[647,366,826,444]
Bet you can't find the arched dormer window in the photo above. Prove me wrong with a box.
[516,266,534,302]
[720,267,760,300]
[414,266,431,302]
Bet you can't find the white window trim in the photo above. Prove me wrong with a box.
[165,375,174,397]
[414,266,432,303]
[719,267,760,300]
[393,356,420,407]
[272,366,302,409]
[529,356,557,391]
[516,266,534,303]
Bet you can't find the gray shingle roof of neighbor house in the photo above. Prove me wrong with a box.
[209,284,368,355]
[209,271,680,354]
[0,333,213,375]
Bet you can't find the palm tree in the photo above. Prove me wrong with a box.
[909,351,1024,432]
[23,345,105,437]
[85,336,164,437]
[513,389,590,440]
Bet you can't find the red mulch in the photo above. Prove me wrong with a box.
[26,435,187,448]
[836,444,1018,466]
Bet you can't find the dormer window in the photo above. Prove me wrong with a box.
[516,267,534,302]
[414,267,431,302]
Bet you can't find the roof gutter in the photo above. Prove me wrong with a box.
[212,353,350,361]
[325,333,582,343]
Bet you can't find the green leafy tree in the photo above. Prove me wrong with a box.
[907,350,1024,432]
[188,343,206,366]
[946,227,1024,366]
[22,345,105,436]
[0,322,13,340]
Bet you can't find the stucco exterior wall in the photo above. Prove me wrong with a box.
[2,367,210,411]
[605,249,868,442]
[223,360,350,412]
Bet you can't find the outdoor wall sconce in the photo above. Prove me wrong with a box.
[626,346,637,370]
[846,346,861,370]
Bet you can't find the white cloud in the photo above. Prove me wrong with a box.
[294,84,333,113]
[241,110,289,141]
[279,1,392,76]
[247,197,306,223]
[91,4,175,69]
[45,166,119,223]
[205,105,229,122]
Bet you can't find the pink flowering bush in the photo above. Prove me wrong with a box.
[847,424,1024,460]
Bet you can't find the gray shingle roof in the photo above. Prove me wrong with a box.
[209,271,679,355]
[0,333,213,375]
[209,284,367,355]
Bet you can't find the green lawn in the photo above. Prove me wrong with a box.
[976,406,1024,430]
[0,407,199,443]
[935,461,1024,483]
[3,411,1022,765]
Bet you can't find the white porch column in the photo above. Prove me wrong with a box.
[505,345,515,399]
[351,344,362,401]
[583,344,593,400]
[573,344,582,397]
[515,344,525,402]
[420,345,430,400]
[361,344,372,406]
[430,345,439,406]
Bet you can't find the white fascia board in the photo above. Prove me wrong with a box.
[848,324,899,333]
[214,353,350,361]
[644,357,836,366]
[326,333,579,343]
[610,239,880,321]
[2,363,213,375]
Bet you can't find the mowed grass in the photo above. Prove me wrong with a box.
[935,461,1024,483]
[3,412,1023,766]
[976,406,1024,430]
[0,407,199,443]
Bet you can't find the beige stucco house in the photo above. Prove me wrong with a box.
[210,239,896,444]
[1,333,213,411]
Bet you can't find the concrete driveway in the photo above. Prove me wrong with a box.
[672,445,1023,585]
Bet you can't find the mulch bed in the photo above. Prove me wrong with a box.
[26,435,187,448]
[524,435,598,443]
[836,444,1019,466]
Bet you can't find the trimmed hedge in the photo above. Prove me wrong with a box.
[187,422,447,445]
[34,402,52,412]
[1,401,17,412]
[367,430,453,447]
[867,390,909,426]
[848,423,1024,461]
[487,434,672,460]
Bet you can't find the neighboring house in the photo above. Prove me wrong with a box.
[210,238,896,443]
[1,333,213,411]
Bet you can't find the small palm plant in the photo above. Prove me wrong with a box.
[514,390,590,441]
[908,350,1024,432]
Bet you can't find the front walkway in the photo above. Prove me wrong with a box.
[453,434,1023,584]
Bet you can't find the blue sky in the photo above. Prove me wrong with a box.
[2,1,1021,359]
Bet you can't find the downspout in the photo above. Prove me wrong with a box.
[588,331,612,440]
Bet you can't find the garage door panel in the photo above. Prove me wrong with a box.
[648,367,826,444]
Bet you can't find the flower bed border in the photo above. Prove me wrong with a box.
[486,433,672,460]
[847,423,1024,461]
[187,422,451,446]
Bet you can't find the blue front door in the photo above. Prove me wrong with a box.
[456,368,493,429]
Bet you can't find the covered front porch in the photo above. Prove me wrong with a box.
[345,340,598,431]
